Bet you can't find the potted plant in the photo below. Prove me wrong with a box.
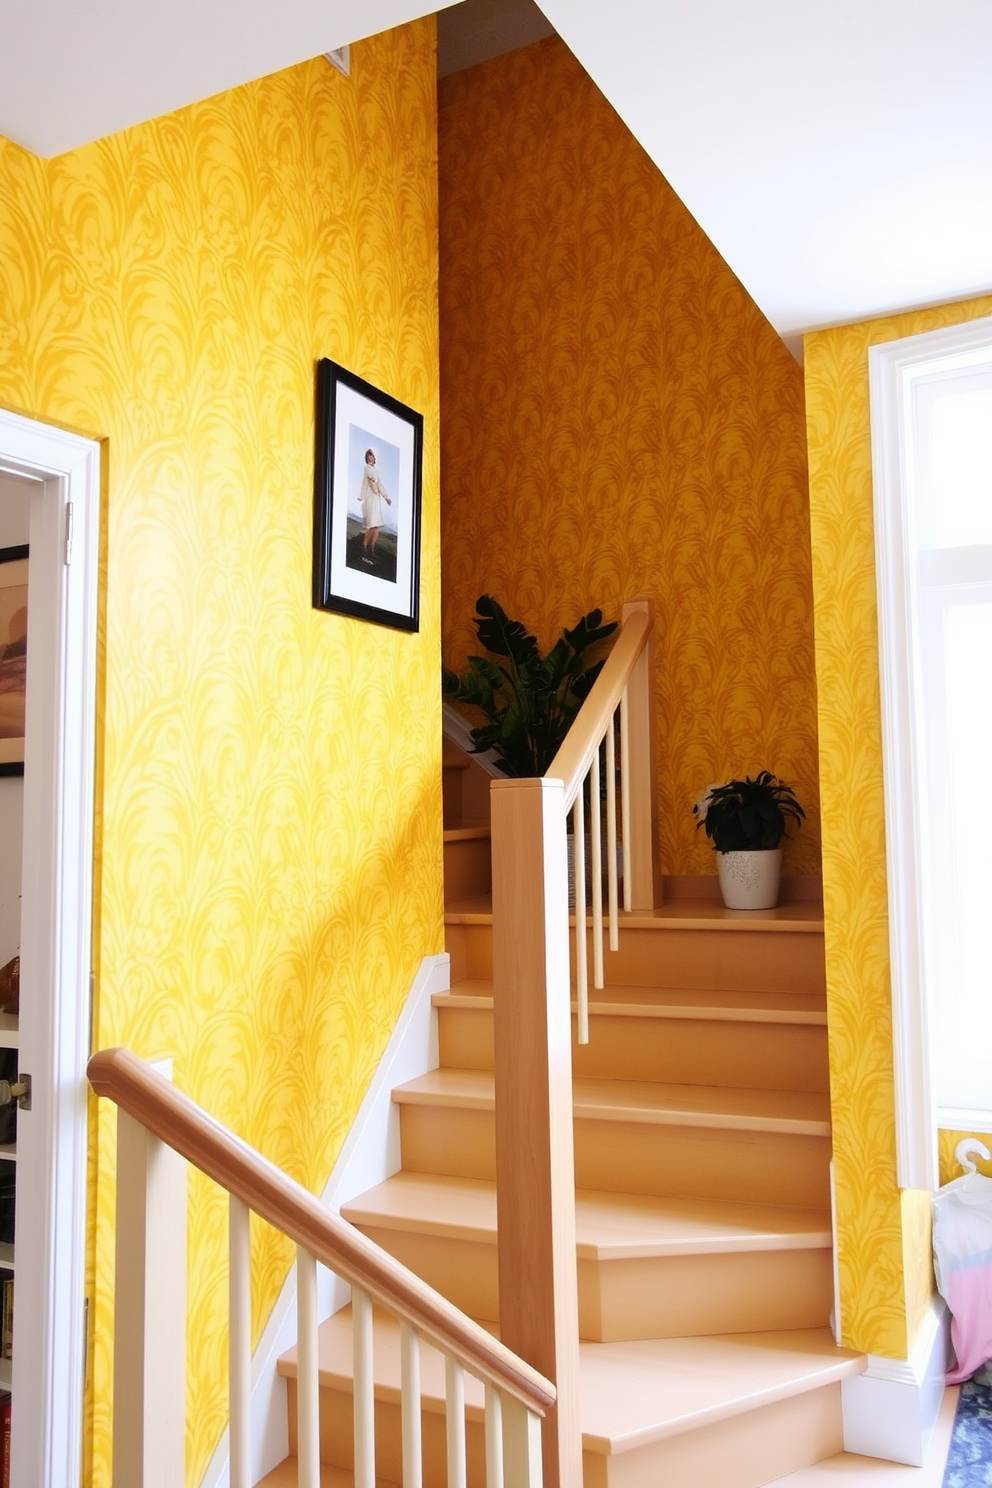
[693,771,804,909]
[442,594,617,778]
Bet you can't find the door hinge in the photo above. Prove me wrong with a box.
[64,500,74,565]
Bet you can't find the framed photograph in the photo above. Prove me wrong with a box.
[313,358,423,633]
[0,545,28,777]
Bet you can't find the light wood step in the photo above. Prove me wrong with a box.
[257,1461,399,1487]
[394,1068,832,1208]
[342,1171,834,1340]
[442,828,492,902]
[277,1309,864,1488]
[445,898,827,994]
[434,983,829,1091]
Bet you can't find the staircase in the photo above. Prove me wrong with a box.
[269,738,864,1487]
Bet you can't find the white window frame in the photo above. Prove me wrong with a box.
[869,315,992,1192]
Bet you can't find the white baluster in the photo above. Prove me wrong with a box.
[229,1196,251,1488]
[485,1383,504,1488]
[353,1287,375,1488]
[400,1321,422,1488]
[296,1248,320,1488]
[591,741,604,992]
[606,712,619,951]
[574,787,588,1044]
[502,1397,543,1488]
[446,1356,467,1488]
[112,1111,187,1488]
[621,685,632,911]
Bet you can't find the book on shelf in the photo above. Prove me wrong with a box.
[0,1277,10,1359]
[1,1390,10,1488]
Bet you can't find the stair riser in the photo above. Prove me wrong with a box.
[399,1106,832,1208]
[438,1004,829,1093]
[286,1378,486,1488]
[442,837,492,902]
[446,920,826,994]
[583,1381,844,1488]
[356,1222,834,1340]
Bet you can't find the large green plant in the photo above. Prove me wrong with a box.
[442,595,617,778]
[694,771,805,852]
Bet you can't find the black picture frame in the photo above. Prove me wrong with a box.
[313,358,423,633]
[0,544,28,778]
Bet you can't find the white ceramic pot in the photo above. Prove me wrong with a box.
[716,848,782,910]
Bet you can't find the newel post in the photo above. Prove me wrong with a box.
[491,776,582,1488]
[112,1109,188,1487]
[622,597,661,909]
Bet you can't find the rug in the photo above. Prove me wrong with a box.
[944,1362,992,1486]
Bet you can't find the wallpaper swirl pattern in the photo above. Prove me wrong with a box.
[804,293,992,1358]
[1,21,441,1484]
[438,37,821,880]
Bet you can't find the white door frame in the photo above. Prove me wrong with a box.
[0,407,100,1488]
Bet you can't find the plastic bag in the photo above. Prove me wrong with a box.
[933,1139,992,1384]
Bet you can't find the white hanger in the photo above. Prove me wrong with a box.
[938,1137,992,1200]
[956,1138,991,1175]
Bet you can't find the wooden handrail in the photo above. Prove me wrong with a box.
[88,1047,556,1417]
[547,607,652,808]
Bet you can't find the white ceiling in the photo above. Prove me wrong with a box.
[1,0,989,350]
[0,0,459,160]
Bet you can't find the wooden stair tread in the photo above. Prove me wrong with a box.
[578,1328,864,1456]
[442,825,491,842]
[257,1461,399,1487]
[277,1310,862,1456]
[435,983,827,1023]
[343,1171,832,1258]
[446,895,825,932]
[394,1067,832,1135]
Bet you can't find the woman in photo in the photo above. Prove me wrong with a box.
[358,447,392,564]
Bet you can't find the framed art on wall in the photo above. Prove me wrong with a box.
[313,358,423,632]
[0,545,28,776]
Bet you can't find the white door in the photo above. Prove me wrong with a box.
[0,409,99,1488]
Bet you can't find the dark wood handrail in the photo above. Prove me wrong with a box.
[88,1047,556,1416]
[546,606,652,808]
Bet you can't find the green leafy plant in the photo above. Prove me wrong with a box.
[694,771,805,853]
[442,594,618,778]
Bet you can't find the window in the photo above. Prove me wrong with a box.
[870,318,992,1189]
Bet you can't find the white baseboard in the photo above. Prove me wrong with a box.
[841,1298,950,1465]
[199,951,449,1488]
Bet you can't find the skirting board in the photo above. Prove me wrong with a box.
[842,1298,950,1465]
[199,951,448,1488]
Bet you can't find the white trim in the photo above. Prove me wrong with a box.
[198,951,448,1488]
[0,407,100,1488]
[938,1108,992,1136]
[442,703,503,777]
[841,1298,949,1466]
[868,314,992,1192]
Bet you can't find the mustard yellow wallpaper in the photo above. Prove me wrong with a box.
[804,293,992,1359]
[438,36,821,880]
[0,20,441,1484]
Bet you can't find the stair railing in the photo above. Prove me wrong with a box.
[489,596,658,1488]
[88,1046,554,1488]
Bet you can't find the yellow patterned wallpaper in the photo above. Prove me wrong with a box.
[804,293,992,1359]
[438,37,821,879]
[0,21,441,1484]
